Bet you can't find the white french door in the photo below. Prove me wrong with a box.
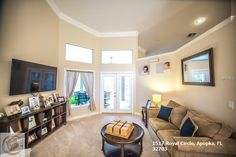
[101,73,133,113]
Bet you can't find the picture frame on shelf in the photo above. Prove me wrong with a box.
[28,133,37,144]
[28,116,37,130]
[53,93,59,102]
[52,109,55,117]
[43,99,51,108]
[4,105,21,117]
[57,96,65,103]
[29,97,40,111]
[48,96,54,104]
[21,106,30,115]
[51,119,55,129]
[41,127,48,136]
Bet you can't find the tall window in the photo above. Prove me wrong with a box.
[66,44,93,64]
[69,72,93,107]
[102,50,132,64]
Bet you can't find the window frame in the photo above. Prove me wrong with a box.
[65,43,94,64]
[101,50,133,65]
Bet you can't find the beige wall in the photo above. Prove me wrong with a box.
[0,0,59,111]
[175,19,236,130]
[58,20,100,117]
[136,19,236,130]
[232,0,236,15]
[136,54,177,112]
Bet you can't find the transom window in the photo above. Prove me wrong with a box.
[65,44,93,64]
[102,50,132,64]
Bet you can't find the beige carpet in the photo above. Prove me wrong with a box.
[31,113,159,157]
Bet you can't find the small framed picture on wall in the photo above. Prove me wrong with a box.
[139,65,150,75]
[156,62,171,74]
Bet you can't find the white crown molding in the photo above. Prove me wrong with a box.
[46,0,139,38]
[98,31,139,38]
[46,0,60,15]
[137,15,235,61]
[59,13,100,36]
[136,50,176,61]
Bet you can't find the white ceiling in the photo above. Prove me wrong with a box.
[53,0,231,56]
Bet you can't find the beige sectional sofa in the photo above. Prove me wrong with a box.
[148,100,236,157]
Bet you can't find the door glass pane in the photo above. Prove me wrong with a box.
[103,76,116,110]
[118,75,131,110]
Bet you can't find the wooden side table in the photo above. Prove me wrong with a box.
[141,107,148,128]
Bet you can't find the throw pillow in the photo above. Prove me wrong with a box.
[157,105,173,121]
[180,117,198,137]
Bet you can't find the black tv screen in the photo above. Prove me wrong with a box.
[10,59,57,95]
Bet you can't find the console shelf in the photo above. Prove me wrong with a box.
[0,102,67,148]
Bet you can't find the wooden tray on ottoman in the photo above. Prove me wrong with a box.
[105,121,135,139]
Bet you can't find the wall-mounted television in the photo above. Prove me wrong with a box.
[10,59,57,96]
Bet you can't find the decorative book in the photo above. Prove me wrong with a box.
[105,120,134,139]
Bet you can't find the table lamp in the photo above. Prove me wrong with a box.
[152,94,162,107]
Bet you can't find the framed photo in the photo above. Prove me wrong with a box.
[139,65,150,75]
[4,105,21,117]
[57,96,65,103]
[48,96,54,104]
[28,133,37,144]
[29,97,40,111]
[28,116,37,130]
[51,119,55,129]
[52,109,55,117]
[21,106,30,115]
[44,99,51,108]
[163,62,171,73]
[53,93,59,102]
[41,127,48,135]
[156,62,171,74]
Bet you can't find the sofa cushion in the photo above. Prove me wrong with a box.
[167,101,187,128]
[149,118,178,132]
[157,105,173,121]
[188,111,221,138]
[167,100,181,108]
[180,117,198,137]
[213,123,233,140]
[156,130,180,155]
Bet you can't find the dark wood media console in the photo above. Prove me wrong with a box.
[0,102,67,148]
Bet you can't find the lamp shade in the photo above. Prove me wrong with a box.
[152,94,162,107]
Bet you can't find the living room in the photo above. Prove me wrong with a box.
[0,0,235,157]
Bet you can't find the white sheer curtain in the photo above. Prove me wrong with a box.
[80,72,96,111]
[65,70,80,115]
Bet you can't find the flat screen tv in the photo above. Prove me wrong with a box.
[10,59,57,96]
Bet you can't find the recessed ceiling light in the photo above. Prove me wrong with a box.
[194,17,206,25]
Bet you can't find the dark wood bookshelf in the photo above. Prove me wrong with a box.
[0,102,67,148]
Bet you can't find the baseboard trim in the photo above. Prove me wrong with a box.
[133,112,141,116]
[68,112,99,121]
